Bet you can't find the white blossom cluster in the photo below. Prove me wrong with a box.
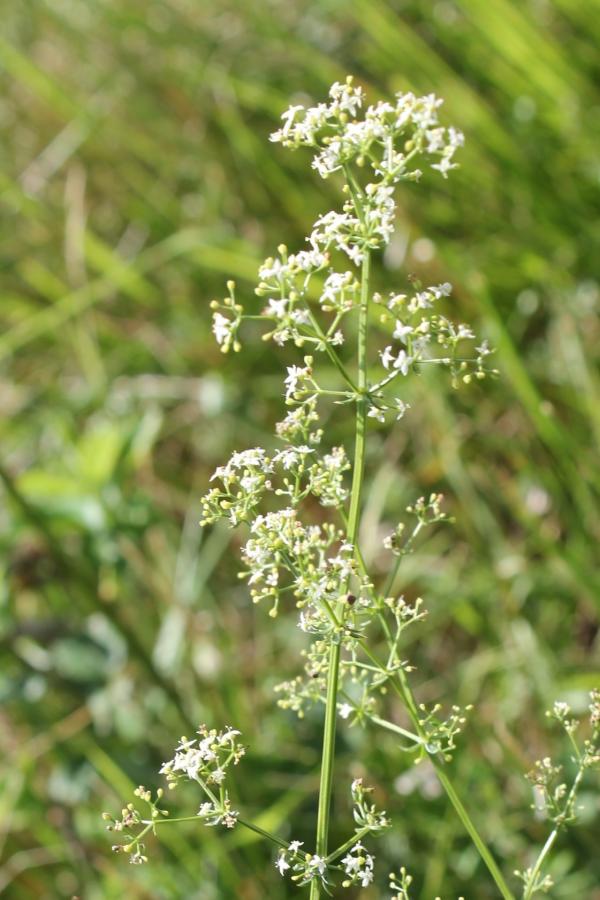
[240,507,362,620]
[275,779,388,889]
[367,281,496,421]
[275,396,322,445]
[211,79,472,368]
[306,445,350,506]
[159,725,246,829]
[284,358,315,401]
[256,245,328,346]
[523,691,600,834]
[210,281,243,353]
[270,77,463,184]
[275,840,329,887]
[201,447,272,527]
[341,841,375,888]
[200,429,350,527]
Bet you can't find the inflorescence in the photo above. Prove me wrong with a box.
[106,77,597,899]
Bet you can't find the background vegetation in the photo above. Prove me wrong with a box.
[1,1,599,897]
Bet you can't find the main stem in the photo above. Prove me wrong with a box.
[310,250,370,900]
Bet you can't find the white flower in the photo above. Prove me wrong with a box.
[339,703,353,719]
[393,321,413,343]
[309,855,326,875]
[329,79,364,116]
[280,104,304,133]
[380,345,395,369]
[341,841,375,887]
[367,405,385,423]
[212,312,232,346]
[345,243,364,266]
[288,840,304,853]
[275,854,290,876]
[284,364,311,400]
[266,298,288,318]
[380,346,411,374]
[431,281,452,298]
[431,155,458,178]
[448,126,465,148]
[273,446,314,469]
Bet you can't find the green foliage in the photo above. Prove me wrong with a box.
[1,1,599,897]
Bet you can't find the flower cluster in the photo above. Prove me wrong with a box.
[104,786,168,866]
[275,841,329,888]
[200,447,272,527]
[417,702,473,761]
[159,725,246,828]
[368,280,497,418]
[270,77,463,184]
[389,867,414,899]
[525,693,600,827]
[384,493,453,558]
[200,434,351,528]
[351,777,390,832]
[516,692,600,896]
[210,281,243,353]
[341,841,375,888]
[257,245,328,346]
[306,445,350,507]
[160,725,245,788]
[274,779,388,889]
[276,396,322,445]
[239,507,366,622]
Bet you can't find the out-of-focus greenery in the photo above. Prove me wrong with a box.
[1,1,599,897]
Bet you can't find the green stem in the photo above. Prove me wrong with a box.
[434,767,514,900]
[141,814,288,848]
[306,307,358,393]
[522,829,557,900]
[358,641,514,900]
[310,250,371,900]
[237,817,290,849]
[369,714,423,747]
[522,765,584,900]
[325,825,372,865]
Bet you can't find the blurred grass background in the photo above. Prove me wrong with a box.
[1,1,599,897]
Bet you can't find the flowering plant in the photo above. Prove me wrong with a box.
[106,78,598,897]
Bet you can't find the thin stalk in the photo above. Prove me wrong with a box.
[310,250,371,900]
[305,306,359,393]
[522,766,584,900]
[369,714,423,747]
[139,814,288,849]
[357,640,515,900]
[522,830,557,900]
[325,825,372,865]
[434,767,515,900]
